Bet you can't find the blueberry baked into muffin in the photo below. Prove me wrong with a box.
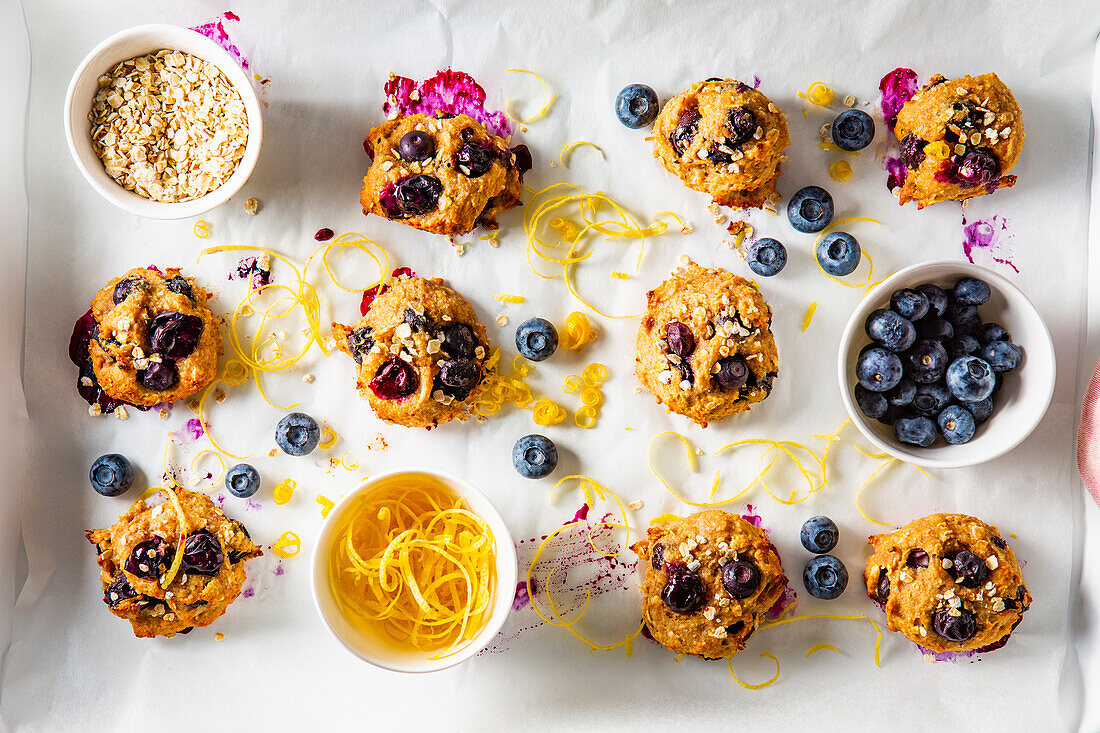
[631,511,788,658]
[85,486,261,638]
[79,267,222,409]
[865,513,1030,654]
[635,261,778,427]
[360,112,531,236]
[893,73,1023,208]
[652,79,789,210]
[332,272,493,428]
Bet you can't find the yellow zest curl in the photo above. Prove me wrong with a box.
[802,301,818,332]
[531,397,568,426]
[829,160,853,182]
[806,643,840,657]
[801,81,835,106]
[318,427,338,450]
[729,652,781,689]
[193,220,210,238]
[505,68,557,124]
[559,141,605,168]
[273,531,301,558]
[317,495,335,518]
[492,293,526,303]
[562,375,581,393]
[559,311,598,351]
[813,217,886,290]
[273,478,297,506]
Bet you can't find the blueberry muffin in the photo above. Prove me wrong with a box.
[85,267,222,408]
[634,261,778,427]
[85,486,261,638]
[331,272,492,428]
[893,73,1023,208]
[631,510,787,658]
[865,513,1031,654]
[360,112,531,236]
[652,79,789,209]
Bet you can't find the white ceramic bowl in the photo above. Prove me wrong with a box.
[311,468,517,673]
[63,24,263,219]
[837,260,1055,469]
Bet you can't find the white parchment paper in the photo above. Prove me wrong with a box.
[2,1,1098,730]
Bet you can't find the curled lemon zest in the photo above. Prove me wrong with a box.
[802,81,835,106]
[856,459,899,527]
[531,397,568,426]
[813,217,886,289]
[186,449,226,493]
[340,452,360,471]
[801,302,818,332]
[562,375,581,393]
[304,232,389,294]
[611,271,628,280]
[559,311,598,351]
[829,160,853,182]
[273,531,301,558]
[505,68,557,124]
[728,652,781,689]
[582,363,608,385]
[193,220,210,238]
[492,293,526,303]
[273,478,297,506]
[559,140,605,168]
[318,427,338,450]
[806,643,840,657]
[317,495,335,518]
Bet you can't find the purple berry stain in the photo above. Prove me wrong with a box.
[962,213,1018,273]
[185,418,205,440]
[752,75,761,89]
[884,155,907,192]
[189,11,250,70]
[879,67,919,133]
[383,69,512,139]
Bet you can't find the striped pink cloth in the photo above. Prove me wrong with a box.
[1077,360,1100,506]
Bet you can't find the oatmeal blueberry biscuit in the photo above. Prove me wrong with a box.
[652,79,789,210]
[360,112,531,236]
[87,267,222,407]
[332,272,492,428]
[894,73,1023,208]
[865,513,1030,654]
[634,261,778,427]
[631,511,787,659]
[85,486,262,638]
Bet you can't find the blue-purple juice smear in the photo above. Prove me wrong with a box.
[962,213,1019,273]
[383,69,512,139]
[189,12,249,70]
[878,67,920,193]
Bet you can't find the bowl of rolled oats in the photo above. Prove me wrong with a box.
[63,24,262,219]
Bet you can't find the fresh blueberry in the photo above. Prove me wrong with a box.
[932,608,978,643]
[225,463,260,498]
[890,288,930,321]
[455,142,494,178]
[803,554,848,600]
[669,108,701,156]
[884,377,916,408]
[954,148,1000,188]
[916,317,954,342]
[138,360,179,392]
[165,275,195,301]
[746,238,787,277]
[893,414,937,447]
[515,318,558,361]
[899,133,926,170]
[126,536,173,578]
[148,312,204,359]
[946,356,996,402]
[904,339,949,383]
[960,397,993,424]
[831,109,875,151]
[615,84,660,129]
[664,321,695,358]
[980,341,1023,373]
[911,382,952,417]
[90,454,134,496]
[661,561,705,613]
[800,516,839,554]
[865,309,916,352]
[441,323,476,358]
[916,284,949,318]
[946,334,981,360]
[953,277,991,306]
[854,384,888,419]
[937,404,976,444]
[816,232,861,276]
[856,347,903,392]
[182,529,225,575]
[275,412,321,456]
[512,434,558,479]
[946,302,981,336]
[370,358,419,400]
[946,550,989,588]
[714,356,750,390]
[436,358,481,399]
[978,323,1010,345]
[721,558,762,599]
[786,186,834,233]
[112,276,144,304]
[398,130,435,162]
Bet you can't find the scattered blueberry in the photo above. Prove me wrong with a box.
[946,356,996,403]
[721,558,762,599]
[916,283,948,317]
[980,341,1023,373]
[615,84,660,129]
[90,454,134,497]
[904,339,948,383]
[816,232,861,276]
[800,516,839,554]
[937,404,976,444]
[398,130,435,162]
[856,347,902,392]
[916,317,954,342]
[275,412,321,456]
[978,322,1009,345]
[932,608,977,643]
[512,434,558,479]
[865,309,916,352]
[893,414,937,447]
[961,397,993,424]
[884,377,916,408]
[225,463,260,498]
[661,562,705,613]
[854,384,888,419]
[889,288,929,321]
[515,318,558,361]
[953,277,991,306]
[746,238,787,277]
[787,186,834,233]
[831,109,875,151]
[803,555,848,600]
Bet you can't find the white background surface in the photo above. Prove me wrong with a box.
[2,1,1099,730]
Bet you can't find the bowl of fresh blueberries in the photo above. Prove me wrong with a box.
[837,260,1054,469]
